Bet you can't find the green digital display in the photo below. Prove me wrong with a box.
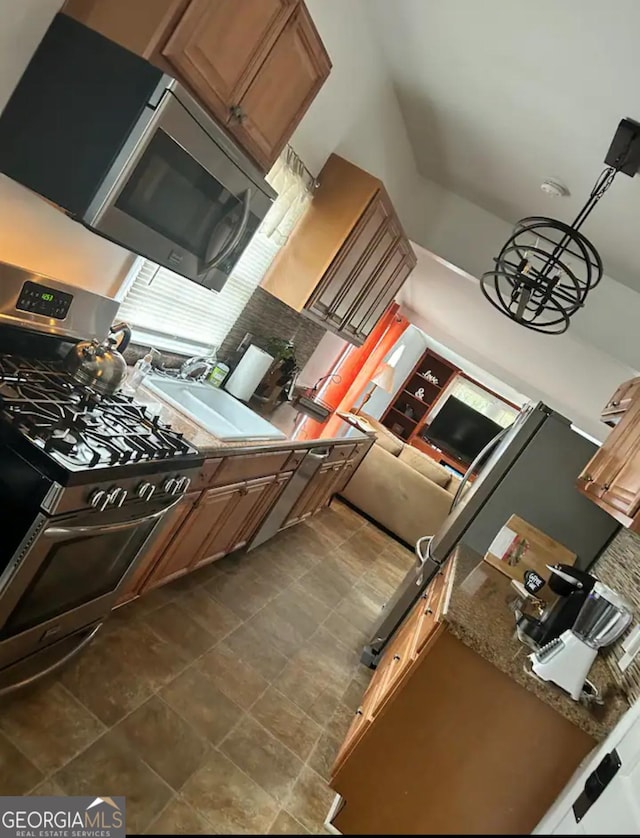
[41,293,54,302]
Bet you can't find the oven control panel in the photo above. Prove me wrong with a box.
[16,280,73,320]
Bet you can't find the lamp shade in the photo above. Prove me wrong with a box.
[386,344,405,369]
[370,361,395,392]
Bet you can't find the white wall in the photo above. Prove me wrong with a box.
[291,0,424,243]
[354,324,428,418]
[0,0,134,296]
[398,246,639,442]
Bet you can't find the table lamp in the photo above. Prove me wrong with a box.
[355,345,405,415]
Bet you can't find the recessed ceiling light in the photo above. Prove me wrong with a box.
[540,178,570,197]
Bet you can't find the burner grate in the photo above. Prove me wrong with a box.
[0,355,194,470]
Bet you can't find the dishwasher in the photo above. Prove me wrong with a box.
[248,447,330,549]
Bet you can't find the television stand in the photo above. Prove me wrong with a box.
[410,437,477,481]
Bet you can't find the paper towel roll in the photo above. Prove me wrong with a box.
[225,345,274,402]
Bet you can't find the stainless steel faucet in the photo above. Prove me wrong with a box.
[179,354,217,381]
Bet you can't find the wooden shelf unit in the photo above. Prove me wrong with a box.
[381,349,459,443]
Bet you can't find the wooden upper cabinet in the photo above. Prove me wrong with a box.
[230,2,331,170]
[262,155,416,345]
[63,0,191,57]
[63,0,330,172]
[601,376,640,427]
[162,0,296,129]
[578,387,640,530]
[310,192,395,325]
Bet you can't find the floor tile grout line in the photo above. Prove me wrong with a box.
[21,505,385,818]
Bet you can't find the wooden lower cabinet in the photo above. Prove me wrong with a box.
[284,459,349,526]
[330,566,594,835]
[117,490,200,603]
[191,472,289,569]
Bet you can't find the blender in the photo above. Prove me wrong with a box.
[529,580,633,700]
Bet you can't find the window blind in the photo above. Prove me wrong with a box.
[117,234,280,353]
[116,148,313,354]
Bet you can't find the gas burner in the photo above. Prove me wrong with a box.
[0,354,196,470]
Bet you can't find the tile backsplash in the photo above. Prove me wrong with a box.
[220,287,326,370]
[125,287,327,372]
[594,528,640,702]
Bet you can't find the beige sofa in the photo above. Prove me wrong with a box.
[340,413,461,547]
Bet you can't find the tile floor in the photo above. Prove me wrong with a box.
[0,501,413,834]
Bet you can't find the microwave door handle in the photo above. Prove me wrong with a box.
[199,188,252,274]
[45,497,183,540]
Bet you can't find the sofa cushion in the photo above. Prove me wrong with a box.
[356,413,404,456]
[398,445,452,489]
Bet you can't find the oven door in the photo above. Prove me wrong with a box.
[87,86,274,291]
[0,499,179,668]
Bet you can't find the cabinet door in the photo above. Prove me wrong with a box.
[229,471,291,553]
[578,397,640,520]
[349,244,416,343]
[233,2,331,170]
[308,194,392,324]
[116,491,200,603]
[163,0,295,127]
[284,461,333,525]
[142,481,244,584]
[601,377,640,426]
[192,475,278,568]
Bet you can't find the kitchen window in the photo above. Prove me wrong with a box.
[116,148,315,355]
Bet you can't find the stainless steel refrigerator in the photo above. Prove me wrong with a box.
[361,402,620,667]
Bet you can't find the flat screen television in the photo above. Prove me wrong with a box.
[423,397,504,463]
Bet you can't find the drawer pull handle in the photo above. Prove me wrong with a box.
[393,654,401,661]
[426,607,433,615]
[355,708,363,716]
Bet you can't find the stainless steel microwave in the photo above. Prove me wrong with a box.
[0,14,276,292]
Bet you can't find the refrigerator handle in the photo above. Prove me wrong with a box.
[449,427,510,512]
[415,535,433,569]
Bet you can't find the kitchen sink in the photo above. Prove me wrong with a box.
[143,376,286,442]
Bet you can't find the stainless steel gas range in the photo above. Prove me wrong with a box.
[0,262,203,693]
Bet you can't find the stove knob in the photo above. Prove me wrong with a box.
[162,477,179,495]
[89,489,106,509]
[116,489,128,508]
[108,487,122,507]
[177,477,192,493]
[136,482,154,501]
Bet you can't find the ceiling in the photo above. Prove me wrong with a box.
[366,0,640,291]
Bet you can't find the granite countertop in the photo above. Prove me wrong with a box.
[442,545,630,741]
[134,376,372,457]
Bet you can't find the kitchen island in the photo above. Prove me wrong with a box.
[329,545,629,835]
[116,379,373,606]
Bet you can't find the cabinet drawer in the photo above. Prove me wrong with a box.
[193,457,223,490]
[210,450,292,485]
[327,443,356,463]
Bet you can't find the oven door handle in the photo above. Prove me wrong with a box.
[45,496,184,540]
[199,187,252,274]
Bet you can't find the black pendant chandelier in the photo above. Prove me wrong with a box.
[480,118,640,334]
